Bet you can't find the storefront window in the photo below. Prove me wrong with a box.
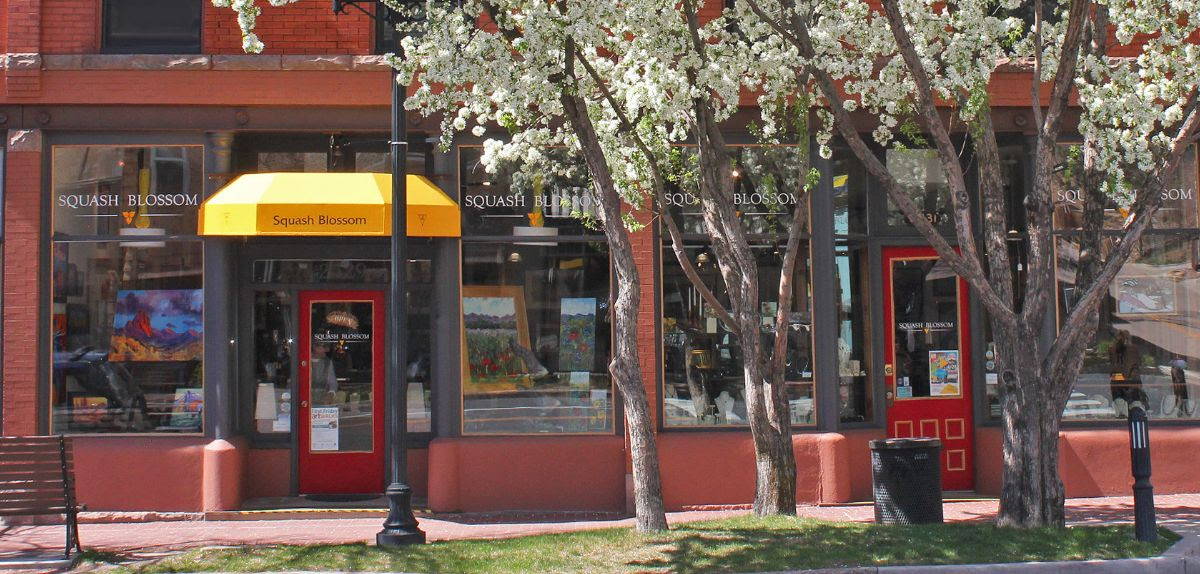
[661,242,815,427]
[831,146,868,235]
[1053,145,1198,230]
[51,241,204,433]
[460,242,613,434]
[51,145,205,434]
[1056,235,1200,420]
[665,146,809,235]
[53,146,204,237]
[885,148,951,229]
[836,244,872,422]
[459,146,593,236]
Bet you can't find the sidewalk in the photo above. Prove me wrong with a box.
[1,494,1196,561]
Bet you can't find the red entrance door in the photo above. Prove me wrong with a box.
[298,290,386,494]
[882,247,974,491]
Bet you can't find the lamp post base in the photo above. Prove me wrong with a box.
[376,483,425,546]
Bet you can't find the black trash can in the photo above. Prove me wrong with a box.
[870,438,943,525]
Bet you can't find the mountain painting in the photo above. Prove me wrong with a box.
[109,289,204,362]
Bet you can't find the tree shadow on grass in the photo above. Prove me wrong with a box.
[627,519,1172,574]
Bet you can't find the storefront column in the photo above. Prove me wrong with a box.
[201,131,245,511]
[2,129,42,436]
[811,155,839,431]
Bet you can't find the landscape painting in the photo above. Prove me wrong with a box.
[109,289,204,361]
[462,286,531,389]
[558,297,596,372]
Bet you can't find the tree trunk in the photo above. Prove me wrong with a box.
[559,90,668,532]
[994,329,1066,528]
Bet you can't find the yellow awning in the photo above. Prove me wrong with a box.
[198,172,461,237]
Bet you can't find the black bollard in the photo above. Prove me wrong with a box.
[1127,405,1157,542]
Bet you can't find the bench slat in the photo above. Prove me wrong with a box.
[0,507,71,516]
[0,436,64,444]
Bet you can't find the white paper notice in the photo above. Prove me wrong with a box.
[310,407,339,451]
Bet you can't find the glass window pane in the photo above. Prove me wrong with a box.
[885,149,951,229]
[53,146,204,237]
[253,259,391,284]
[890,257,962,399]
[831,146,868,235]
[308,300,375,452]
[1057,235,1200,420]
[253,291,294,435]
[665,146,810,236]
[104,0,201,53]
[51,241,204,433]
[661,242,814,427]
[461,243,613,434]
[257,152,328,172]
[836,244,872,422]
[459,146,596,236]
[1052,145,1198,230]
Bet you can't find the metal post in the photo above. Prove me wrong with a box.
[1127,405,1156,542]
[376,1,424,547]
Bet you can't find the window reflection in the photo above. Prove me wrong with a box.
[461,243,613,434]
[1057,235,1200,420]
[661,242,815,426]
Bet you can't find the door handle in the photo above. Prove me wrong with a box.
[300,400,308,408]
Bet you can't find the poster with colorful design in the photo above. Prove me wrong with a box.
[928,350,961,397]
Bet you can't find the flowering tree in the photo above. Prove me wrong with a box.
[737,0,1200,526]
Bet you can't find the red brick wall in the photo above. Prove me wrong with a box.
[203,0,374,55]
[629,219,659,429]
[3,142,43,436]
[41,0,98,53]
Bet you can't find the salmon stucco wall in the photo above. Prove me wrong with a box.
[657,432,872,510]
[975,426,1200,497]
[72,436,209,511]
[427,436,626,512]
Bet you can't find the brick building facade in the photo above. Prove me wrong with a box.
[1,0,1198,513]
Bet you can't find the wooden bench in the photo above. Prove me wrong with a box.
[0,436,82,559]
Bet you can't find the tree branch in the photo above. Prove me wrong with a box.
[742,0,1018,329]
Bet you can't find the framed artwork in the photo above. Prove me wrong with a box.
[109,289,204,361]
[169,388,204,428]
[1113,276,1179,316]
[558,297,596,372]
[461,285,532,392]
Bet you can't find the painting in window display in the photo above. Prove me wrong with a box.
[460,243,613,434]
[51,241,204,433]
[1057,235,1200,420]
[661,243,815,427]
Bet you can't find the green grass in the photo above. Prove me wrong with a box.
[85,516,1180,573]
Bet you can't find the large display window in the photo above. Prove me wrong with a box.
[661,242,815,427]
[50,145,204,434]
[51,241,204,433]
[1056,235,1200,421]
[460,242,614,434]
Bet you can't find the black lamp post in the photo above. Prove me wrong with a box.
[333,0,425,546]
